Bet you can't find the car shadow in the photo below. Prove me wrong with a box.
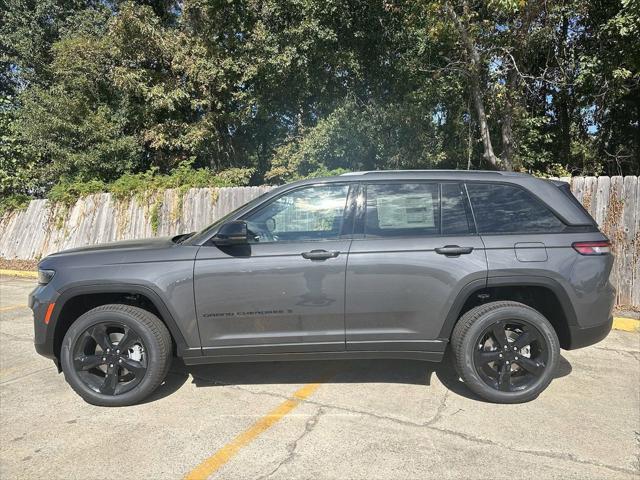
[144,351,573,405]
[433,350,573,402]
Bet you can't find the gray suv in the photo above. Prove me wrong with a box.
[30,170,615,406]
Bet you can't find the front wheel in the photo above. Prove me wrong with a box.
[60,304,172,407]
[451,301,560,403]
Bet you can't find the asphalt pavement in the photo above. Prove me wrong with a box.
[1,275,639,479]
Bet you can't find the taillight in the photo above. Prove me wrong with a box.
[572,241,611,255]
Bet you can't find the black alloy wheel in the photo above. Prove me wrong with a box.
[473,320,548,392]
[451,301,560,403]
[61,304,172,406]
[72,322,148,396]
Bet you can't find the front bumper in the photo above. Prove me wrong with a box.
[28,284,59,362]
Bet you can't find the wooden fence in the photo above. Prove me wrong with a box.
[562,176,638,308]
[1,176,638,307]
[0,186,272,261]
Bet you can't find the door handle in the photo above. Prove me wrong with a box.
[301,249,340,261]
[435,245,474,257]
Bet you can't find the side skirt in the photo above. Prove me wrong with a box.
[182,349,445,365]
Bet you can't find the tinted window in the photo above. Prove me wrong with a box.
[441,183,473,235]
[243,184,349,242]
[467,183,565,234]
[365,183,440,237]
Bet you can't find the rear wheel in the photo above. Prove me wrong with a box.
[60,304,172,407]
[451,301,560,403]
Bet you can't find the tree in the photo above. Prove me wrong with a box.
[1,0,638,200]
[442,0,510,170]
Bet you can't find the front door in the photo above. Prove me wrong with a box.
[194,183,352,355]
[345,182,488,351]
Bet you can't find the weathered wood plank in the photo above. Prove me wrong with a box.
[631,177,640,307]
[594,176,610,228]
[607,177,625,302]
[582,176,598,218]
[571,176,584,203]
[618,177,635,305]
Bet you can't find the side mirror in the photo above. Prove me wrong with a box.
[213,221,249,246]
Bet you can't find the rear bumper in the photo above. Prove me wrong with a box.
[565,277,615,349]
[565,315,612,350]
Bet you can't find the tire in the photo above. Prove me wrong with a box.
[60,304,172,407]
[451,301,560,404]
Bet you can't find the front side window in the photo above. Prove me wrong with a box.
[365,183,440,237]
[243,184,349,242]
[466,183,565,234]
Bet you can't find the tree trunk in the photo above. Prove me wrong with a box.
[501,70,516,168]
[635,99,640,172]
[557,15,571,164]
[444,1,511,170]
[470,80,502,169]
[501,108,513,168]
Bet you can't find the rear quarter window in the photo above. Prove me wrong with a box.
[466,183,565,234]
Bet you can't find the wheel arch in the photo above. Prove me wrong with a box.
[50,284,191,363]
[439,276,577,349]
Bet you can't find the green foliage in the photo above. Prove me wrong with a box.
[0,0,90,87]
[48,179,107,206]
[512,116,554,171]
[530,163,572,179]
[149,201,161,235]
[0,0,638,205]
[108,170,159,202]
[46,163,254,208]
[267,98,452,183]
[35,162,254,232]
[109,162,255,201]
[0,193,30,217]
[0,94,36,196]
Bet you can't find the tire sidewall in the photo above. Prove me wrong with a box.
[61,307,166,406]
[458,305,560,403]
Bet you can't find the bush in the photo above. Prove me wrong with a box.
[48,179,107,205]
[43,163,255,208]
[0,162,257,217]
[0,194,31,217]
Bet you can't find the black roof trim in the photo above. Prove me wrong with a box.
[339,169,528,177]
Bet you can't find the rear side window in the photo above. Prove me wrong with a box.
[364,183,473,237]
[466,183,565,234]
[441,183,474,235]
[365,183,440,237]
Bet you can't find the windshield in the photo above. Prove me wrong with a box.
[187,190,273,244]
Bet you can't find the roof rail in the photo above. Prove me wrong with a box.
[339,169,519,176]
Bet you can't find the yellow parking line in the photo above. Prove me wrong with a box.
[0,269,37,279]
[613,317,640,332]
[0,304,27,313]
[184,381,328,480]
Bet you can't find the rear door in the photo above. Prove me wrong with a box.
[345,182,488,352]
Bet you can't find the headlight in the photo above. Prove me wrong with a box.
[38,269,55,285]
